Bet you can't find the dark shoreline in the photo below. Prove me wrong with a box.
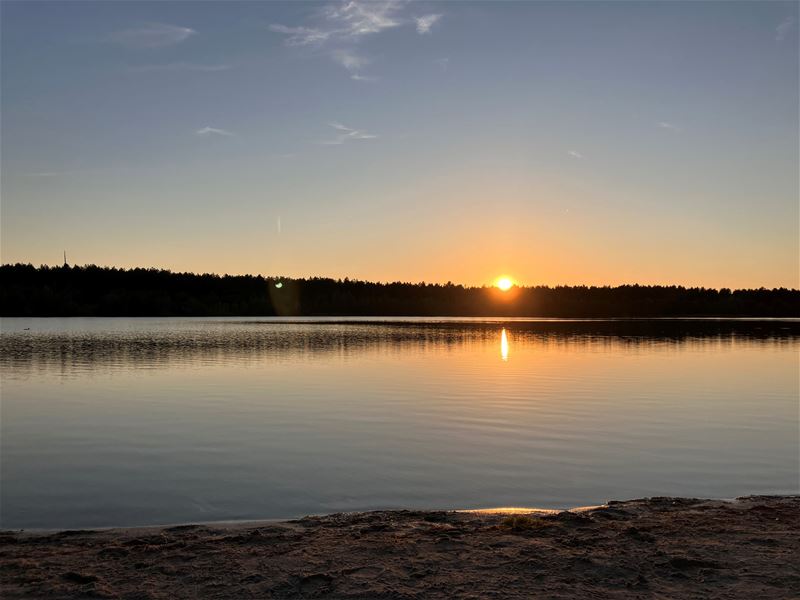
[2,496,798,599]
[4,264,798,318]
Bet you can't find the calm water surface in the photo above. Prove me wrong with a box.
[1,317,798,529]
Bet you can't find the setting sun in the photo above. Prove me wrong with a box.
[496,277,514,291]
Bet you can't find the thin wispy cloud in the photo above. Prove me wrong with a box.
[196,127,234,136]
[270,1,403,47]
[776,16,795,42]
[657,121,679,131]
[108,23,196,49]
[568,150,583,159]
[350,73,378,82]
[19,167,134,178]
[130,63,231,73]
[322,0,404,40]
[318,122,378,145]
[332,49,370,73]
[435,57,450,71]
[271,1,444,79]
[415,14,442,35]
[268,24,332,47]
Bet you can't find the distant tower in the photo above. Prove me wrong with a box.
[63,250,68,267]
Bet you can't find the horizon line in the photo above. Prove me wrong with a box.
[2,262,798,293]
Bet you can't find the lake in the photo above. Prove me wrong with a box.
[1,317,798,529]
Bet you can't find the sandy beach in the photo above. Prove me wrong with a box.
[1,495,798,599]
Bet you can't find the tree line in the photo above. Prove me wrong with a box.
[1,263,798,317]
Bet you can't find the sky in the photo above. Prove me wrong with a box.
[1,1,798,288]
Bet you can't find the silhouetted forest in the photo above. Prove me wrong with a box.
[1,264,798,317]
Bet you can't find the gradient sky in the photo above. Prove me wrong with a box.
[2,1,798,288]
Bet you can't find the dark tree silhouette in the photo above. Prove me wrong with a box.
[1,263,797,317]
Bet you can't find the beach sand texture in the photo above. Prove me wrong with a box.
[1,496,798,599]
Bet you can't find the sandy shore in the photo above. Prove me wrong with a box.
[1,495,798,599]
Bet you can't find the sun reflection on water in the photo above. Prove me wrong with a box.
[501,327,509,361]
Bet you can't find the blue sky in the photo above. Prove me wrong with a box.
[1,1,798,287]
